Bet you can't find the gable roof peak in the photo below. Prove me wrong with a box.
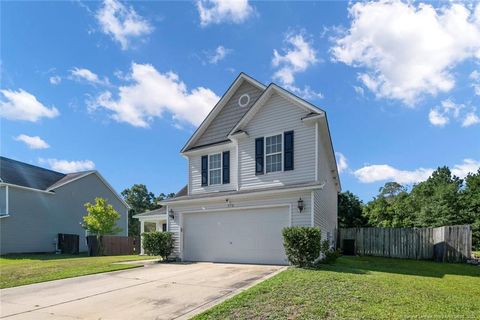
[181,73,267,153]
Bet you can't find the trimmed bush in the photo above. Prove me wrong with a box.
[142,231,174,261]
[318,239,341,264]
[282,227,321,267]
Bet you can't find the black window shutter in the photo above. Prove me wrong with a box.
[284,131,294,171]
[222,151,230,184]
[255,137,264,175]
[201,155,208,186]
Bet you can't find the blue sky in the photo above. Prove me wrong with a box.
[1,0,479,202]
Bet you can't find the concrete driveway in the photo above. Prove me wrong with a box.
[0,262,284,320]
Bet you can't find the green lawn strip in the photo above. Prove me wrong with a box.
[193,256,480,320]
[0,254,158,288]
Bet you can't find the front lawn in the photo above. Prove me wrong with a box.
[194,256,480,319]
[0,253,158,288]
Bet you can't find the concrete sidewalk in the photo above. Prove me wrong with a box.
[0,262,284,320]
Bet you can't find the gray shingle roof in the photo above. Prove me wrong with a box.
[175,185,188,197]
[0,156,66,190]
[133,207,166,218]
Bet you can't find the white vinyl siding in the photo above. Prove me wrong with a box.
[208,153,222,185]
[265,134,282,173]
[188,146,237,194]
[239,92,316,190]
[167,212,181,257]
[313,124,338,244]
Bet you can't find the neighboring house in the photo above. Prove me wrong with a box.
[137,73,340,265]
[0,157,128,254]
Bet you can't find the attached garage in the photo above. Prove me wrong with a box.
[182,206,290,265]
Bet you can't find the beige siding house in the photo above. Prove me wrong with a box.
[139,73,340,265]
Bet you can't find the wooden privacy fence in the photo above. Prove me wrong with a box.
[338,225,471,263]
[87,235,141,256]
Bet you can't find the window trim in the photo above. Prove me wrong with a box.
[208,152,223,185]
[0,185,9,217]
[264,133,283,174]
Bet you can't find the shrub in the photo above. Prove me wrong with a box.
[282,227,321,267]
[142,232,174,261]
[317,239,341,264]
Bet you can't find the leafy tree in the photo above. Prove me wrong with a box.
[82,198,122,255]
[360,167,479,249]
[338,191,367,228]
[460,169,480,250]
[410,167,463,227]
[121,184,160,236]
[363,182,412,227]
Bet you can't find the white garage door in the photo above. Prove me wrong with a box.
[183,206,290,265]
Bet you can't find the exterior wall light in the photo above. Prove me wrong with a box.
[297,198,304,213]
[168,209,175,220]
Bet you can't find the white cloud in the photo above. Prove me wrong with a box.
[49,75,61,85]
[0,89,59,122]
[273,33,318,85]
[197,0,254,26]
[332,2,480,105]
[354,159,480,184]
[462,111,480,127]
[336,152,348,173]
[208,46,231,64]
[70,67,109,86]
[354,164,434,184]
[272,33,322,100]
[284,85,323,100]
[39,158,95,173]
[470,70,480,95]
[429,108,449,127]
[14,134,50,149]
[451,159,480,177]
[353,85,364,96]
[428,99,479,127]
[96,0,153,50]
[93,63,220,128]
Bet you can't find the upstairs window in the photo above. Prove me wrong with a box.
[209,153,222,185]
[265,134,282,173]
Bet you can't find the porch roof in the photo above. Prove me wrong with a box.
[133,207,166,219]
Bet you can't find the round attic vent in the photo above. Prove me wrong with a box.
[238,94,250,107]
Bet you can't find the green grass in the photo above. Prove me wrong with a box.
[0,253,158,288]
[194,256,480,319]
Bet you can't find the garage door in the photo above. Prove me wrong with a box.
[183,206,290,265]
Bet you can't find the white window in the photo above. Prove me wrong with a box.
[209,153,222,185]
[265,134,282,173]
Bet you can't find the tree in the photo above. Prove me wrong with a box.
[121,184,160,236]
[409,167,463,227]
[460,169,480,250]
[363,182,412,227]
[338,191,367,228]
[82,198,122,255]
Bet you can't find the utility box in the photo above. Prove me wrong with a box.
[343,239,355,255]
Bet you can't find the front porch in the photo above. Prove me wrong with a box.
[133,207,167,255]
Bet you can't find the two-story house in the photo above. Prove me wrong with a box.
[141,73,340,265]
